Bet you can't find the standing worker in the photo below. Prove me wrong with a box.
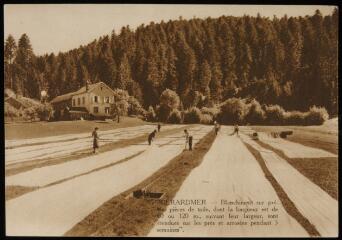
[148,130,157,145]
[214,122,220,135]
[188,135,193,151]
[92,127,100,154]
[157,123,161,132]
[184,129,193,150]
[184,129,189,150]
[233,124,239,136]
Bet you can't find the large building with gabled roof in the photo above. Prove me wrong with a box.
[50,82,116,120]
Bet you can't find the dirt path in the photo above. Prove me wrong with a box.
[148,126,308,237]
[6,126,211,236]
[241,135,338,237]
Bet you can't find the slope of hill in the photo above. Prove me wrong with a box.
[4,8,338,116]
[5,89,47,122]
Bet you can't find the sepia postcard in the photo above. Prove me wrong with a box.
[3,3,339,237]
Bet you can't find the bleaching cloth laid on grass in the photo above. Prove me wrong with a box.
[6,144,147,187]
[257,132,337,159]
[6,124,186,148]
[6,126,210,188]
[148,126,308,237]
[242,135,338,237]
[6,125,186,164]
[6,126,211,236]
[5,125,150,148]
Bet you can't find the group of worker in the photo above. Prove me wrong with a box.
[91,121,239,154]
[214,121,239,136]
[147,123,161,145]
[147,124,193,151]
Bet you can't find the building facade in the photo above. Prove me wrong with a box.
[50,82,116,120]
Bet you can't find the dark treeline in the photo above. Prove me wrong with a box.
[4,9,338,115]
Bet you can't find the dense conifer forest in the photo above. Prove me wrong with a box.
[4,9,338,115]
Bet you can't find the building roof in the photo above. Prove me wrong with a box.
[50,82,109,104]
[50,92,74,104]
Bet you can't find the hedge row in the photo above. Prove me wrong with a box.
[5,102,53,121]
[148,98,329,126]
[217,98,329,125]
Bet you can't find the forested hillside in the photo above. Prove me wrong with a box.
[4,9,338,115]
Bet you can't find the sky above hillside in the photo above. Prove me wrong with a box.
[4,4,336,56]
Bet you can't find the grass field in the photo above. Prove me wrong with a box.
[5,117,148,140]
[65,130,216,236]
[5,119,338,237]
[244,143,320,236]
[251,122,338,200]
[251,125,338,154]
[5,125,192,200]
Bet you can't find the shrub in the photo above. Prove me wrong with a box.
[264,104,285,125]
[157,105,172,122]
[146,106,156,122]
[218,98,249,124]
[304,106,329,125]
[23,107,37,120]
[35,104,53,121]
[4,103,19,119]
[200,113,213,124]
[111,89,130,116]
[159,89,181,122]
[245,99,265,125]
[160,89,180,109]
[184,107,202,124]
[128,96,146,116]
[184,90,204,109]
[20,96,42,108]
[201,106,220,118]
[4,88,16,98]
[284,111,307,125]
[167,109,182,124]
[139,109,147,118]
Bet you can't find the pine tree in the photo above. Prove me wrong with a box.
[198,60,211,98]
[116,54,132,90]
[4,35,17,89]
[210,64,223,103]
[175,33,197,100]
[15,34,34,96]
[327,8,338,115]
[221,26,237,99]
[143,57,161,107]
[265,67,282,104]
[96,38,117,88]
[76,63,90,89]
[165,47,178,91]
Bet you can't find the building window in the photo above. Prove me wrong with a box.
[72,99,75,106]
[77,98,81,106]
[94,107,99,113]
[94,96,98,103]
[105,107,110,114]
[82,97,85,104]
[105,97,110,103]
